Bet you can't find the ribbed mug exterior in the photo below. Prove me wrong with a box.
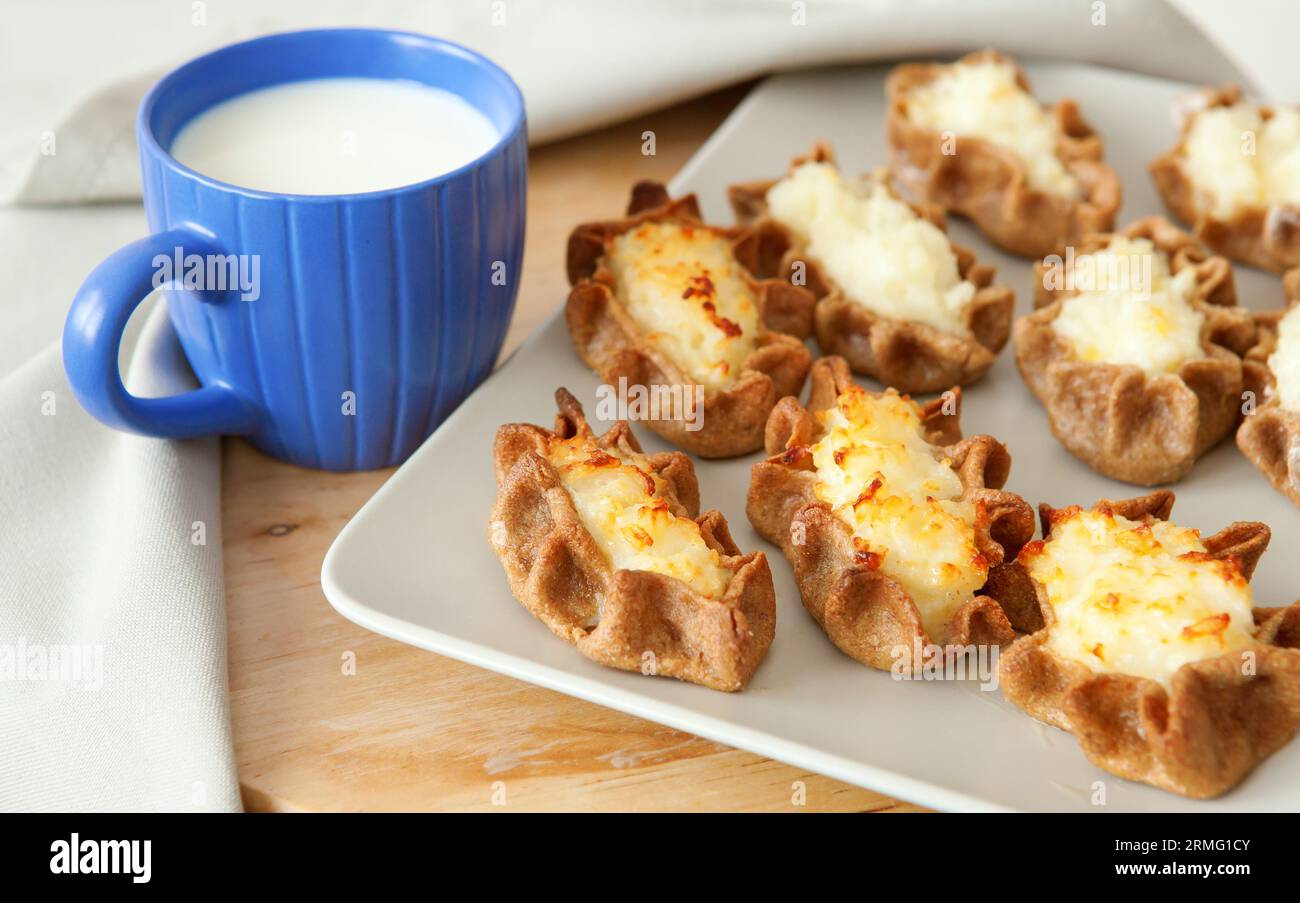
[142,121,526,470]
[66,29,527,471]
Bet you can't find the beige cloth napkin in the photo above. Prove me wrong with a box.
[0,302,239,811]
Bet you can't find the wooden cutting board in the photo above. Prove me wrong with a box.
[222,82,923,812]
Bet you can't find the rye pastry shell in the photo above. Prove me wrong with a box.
[886,49,1122,259]
[728,142,1014,393]
[1237,268,1300,506]
[1015,217,1257,486]
[994,491,1300,799]
[566,182,815,458]
[489,389,777,692]
[1150,85,1300,274]
[746,356,1036,671]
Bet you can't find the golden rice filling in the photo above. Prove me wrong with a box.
[765,162,976,336]
[1022,506,1255,687]
[1051,236,1205,374]
[805,385,986,639]
[903,58,1080,198]
[547,434,732,604]
[607,222,759,390]
[1183,105,1300,218]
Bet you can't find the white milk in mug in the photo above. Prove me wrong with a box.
[170,77,502,195]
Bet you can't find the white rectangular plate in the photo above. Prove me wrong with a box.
[322,61,1300,812]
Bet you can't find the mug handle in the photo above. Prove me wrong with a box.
[63,229,260,439]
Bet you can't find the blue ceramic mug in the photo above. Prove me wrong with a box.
[63,29,526,471]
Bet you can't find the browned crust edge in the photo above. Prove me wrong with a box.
[995,491,1300,798]
[1150,85,1300,273]
[564,182,816,458]
[726,142,1015,393]
[745,356,1036,671]
[1014,217,1257,486]
[1237,268,1300,505]
[885,49,1122,259]
[489,389,777,691]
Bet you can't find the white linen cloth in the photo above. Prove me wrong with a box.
[0,0,1289,811]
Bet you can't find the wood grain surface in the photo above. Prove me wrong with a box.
[222,83,924,813]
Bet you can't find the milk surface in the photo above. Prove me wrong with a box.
[170,77,501,195]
